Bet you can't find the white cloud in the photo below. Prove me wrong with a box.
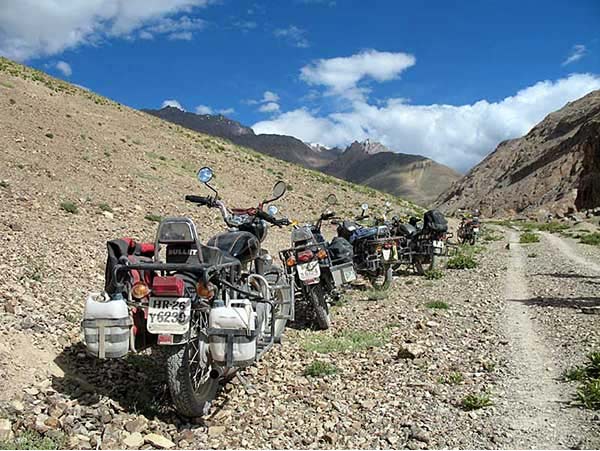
[162,99,184,110]
[194,105,235,115]
[195,104,213,114]
[274,26,309,48]
[0,0,214,61]
[562,44,587,66]
[258,102,280,113]
[55,60,72,77]
[253,73,600,172]
[168,31,193,41]
[300,49,415,99]
[262,91,279,102]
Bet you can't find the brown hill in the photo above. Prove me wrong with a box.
[435,90,600,217]
[324,140,462,206]
[0,57,420,401]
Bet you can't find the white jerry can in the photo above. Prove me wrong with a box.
[82,292,132,359]
[208,299,257,366]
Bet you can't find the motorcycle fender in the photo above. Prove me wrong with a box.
[302,277,320,285]
[156,331,190,345]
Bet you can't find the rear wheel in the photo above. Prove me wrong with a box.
[369,266,393,291]
[165,333,218,417]
[306,284,331,330]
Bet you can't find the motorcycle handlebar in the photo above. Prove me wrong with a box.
[255,209,290,227]
[185,195,213,206]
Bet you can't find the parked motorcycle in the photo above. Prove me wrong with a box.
[280,194,356,329]
[335,203,396,290]
[457,215,480,245]
[82,167,294,417]
[389,210,450,275]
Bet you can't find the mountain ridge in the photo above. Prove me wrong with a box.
[143,107,461,205]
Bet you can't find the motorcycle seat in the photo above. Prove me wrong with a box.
[397,223,418,237]
[349,226,378,243]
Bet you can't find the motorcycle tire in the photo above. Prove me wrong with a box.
[369,266,393,291]
[165,338,218,418]
[416,254,439,274]
[470,236,476,245]
[306,285,331,330]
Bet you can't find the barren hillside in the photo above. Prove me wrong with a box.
[436,90,600,217]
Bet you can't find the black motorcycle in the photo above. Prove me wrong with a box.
[335,203,396,291]
[280,194,356,329]
[457,216,480,245]
[390,210,449,275]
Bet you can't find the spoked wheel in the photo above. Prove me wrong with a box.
[305,284,331,330]
[166,318,218,417]
[369,266,393,291]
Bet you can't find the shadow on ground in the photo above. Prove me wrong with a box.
[508,296,600,309]
[51,343,218,425]
[532,272,600,280]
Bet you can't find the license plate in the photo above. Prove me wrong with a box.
[473,227,479,233]
[147,297,191,335]
[343,267,356,282]
[433,240,444,249]
[297,262,320,281]
[382,248,391,260]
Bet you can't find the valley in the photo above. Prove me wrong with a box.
[1,58,600,450]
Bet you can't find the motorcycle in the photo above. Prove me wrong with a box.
[280,194,356,329]
[457,216,480,245]
[334,203,396,291]
[389,210,450,275]
[82,167,294,417]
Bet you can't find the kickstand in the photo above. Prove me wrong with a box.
[235,372,256,394]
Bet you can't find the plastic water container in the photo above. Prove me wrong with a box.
[82,292,132,359]
[209,299,256,366]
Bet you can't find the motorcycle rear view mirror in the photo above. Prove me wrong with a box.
[326,194,338,206]
[361,203,369,211]
[265,181,287,203]
[197,167,213,184]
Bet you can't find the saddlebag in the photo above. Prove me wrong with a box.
[423,209,448,233]
[328,237,353,264]
[105,238,155,295]
[82,292,132,359]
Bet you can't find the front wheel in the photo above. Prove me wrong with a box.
[369,266,393,291]
[305,284,331,330]
[165,337,218,417]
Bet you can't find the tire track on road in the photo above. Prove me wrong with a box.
[501,230,579,449]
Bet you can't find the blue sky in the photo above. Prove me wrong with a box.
[1,0,599,171]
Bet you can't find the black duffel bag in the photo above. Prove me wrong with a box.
[328,237,354,263]
[423,209,448,233]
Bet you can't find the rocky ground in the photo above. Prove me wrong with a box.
[1,224,599,449]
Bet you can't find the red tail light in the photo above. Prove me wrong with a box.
[297,250,314,263]
[152,276,184,297]
[383,242,393,249]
